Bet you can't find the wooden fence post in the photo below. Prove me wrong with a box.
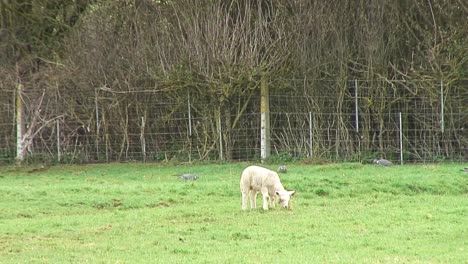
[399,112,403,165]
[15,82,24,163]
[260,75,271,162]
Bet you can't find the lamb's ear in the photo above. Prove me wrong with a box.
[288,190,296,196]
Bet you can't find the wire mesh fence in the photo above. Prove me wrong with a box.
[0,79,467,164]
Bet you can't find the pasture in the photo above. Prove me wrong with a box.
[0,162,466,263]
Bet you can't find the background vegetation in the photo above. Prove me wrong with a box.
[0,162,467,263]
[0,0,467,163]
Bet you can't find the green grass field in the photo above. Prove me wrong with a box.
[0,162,466,263]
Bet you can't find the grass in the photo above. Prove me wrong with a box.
[0,162,466,263]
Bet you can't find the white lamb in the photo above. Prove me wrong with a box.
[240,165,295,211]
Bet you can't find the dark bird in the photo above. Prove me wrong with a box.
[373,159,393,167]
[27,165,49,173]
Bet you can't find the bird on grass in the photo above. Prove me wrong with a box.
[27,165,49,173]
[277,165,287,173]
[177,174,199,181]
[373,158,393,167]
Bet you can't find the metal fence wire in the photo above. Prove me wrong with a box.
[0,79,467,164]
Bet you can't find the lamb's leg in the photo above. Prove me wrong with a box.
[241,191,249,211]
[249,191,258,209]
[261,188,269,210]
[269,195,276,208]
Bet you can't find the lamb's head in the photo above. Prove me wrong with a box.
[275,190,295,209]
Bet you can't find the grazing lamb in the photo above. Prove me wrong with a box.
[240,165,295,211]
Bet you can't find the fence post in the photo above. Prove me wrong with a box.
[56,119,61,162]
[218,114,223,160]
[187,90,192,162]
[95,88,100,159]
[309,111,313,157]
[440,80,445,133]
[141,116,146,162]
[260,75,271,162]
[399,112,403,165]
[187,90,192,137]
[354,79,359,133]
[15,82,24,163]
